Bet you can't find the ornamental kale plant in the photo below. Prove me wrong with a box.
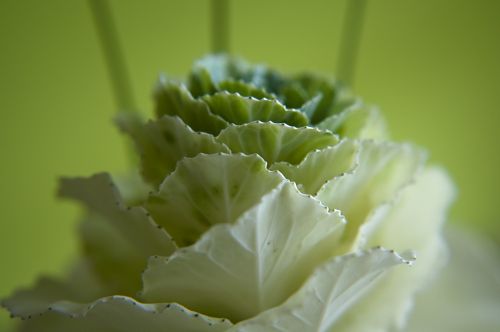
[2,55,455,331]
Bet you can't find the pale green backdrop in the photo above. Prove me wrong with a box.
[1,0,499,329]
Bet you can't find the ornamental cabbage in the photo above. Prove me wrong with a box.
[2,55,456,331]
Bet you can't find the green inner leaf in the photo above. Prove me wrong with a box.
[202,92,308,127]
[271,139,358,195]
[154,80,228,135]
[117,113,229,186]
[217,122,339,165]
[217,80,276,100]
[146,153,284,246]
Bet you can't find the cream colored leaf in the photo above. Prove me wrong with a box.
[11,296,232,332]
[317,140,425,251]
[229,249,415,332]
[59,173,175,294]
[335,167,456,331]
[317,104,387,140]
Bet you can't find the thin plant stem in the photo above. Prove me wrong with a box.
[336,0,368,87]
[88,0,137,165]
[211,0,230,54]
[88,0,137,112]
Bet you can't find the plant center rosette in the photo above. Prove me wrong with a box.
[2,55,455,332]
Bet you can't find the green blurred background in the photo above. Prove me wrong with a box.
[1,0,499,329]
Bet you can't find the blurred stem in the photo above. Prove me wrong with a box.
[88,0,137,166]
[337,0,368,87]
[211,0,230,54]
[88,0,137,112]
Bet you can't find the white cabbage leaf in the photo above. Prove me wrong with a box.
[142,182,346,322]
[334,167,456,331]
[229,248,415,332]
[317,140,426,251]
[58,173,176,294]
[12,296,232,332]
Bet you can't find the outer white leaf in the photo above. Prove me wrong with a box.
[112,170,153,206]
[59,173,176,294]
[202,92,308,127]
[317,104,387,140]
[117,113,230,186]
[317,140,425,250]
[142,182,346,322]
[59,173,175,254]
[406,228,500,332]
[2,261,103,319]
[12,296,232,332]
[270,139,358,195]
[146,153,285,246]
[334,167,455,332]
[217,122,338,165]
[229,248,415,332]
[371,167,455,250]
